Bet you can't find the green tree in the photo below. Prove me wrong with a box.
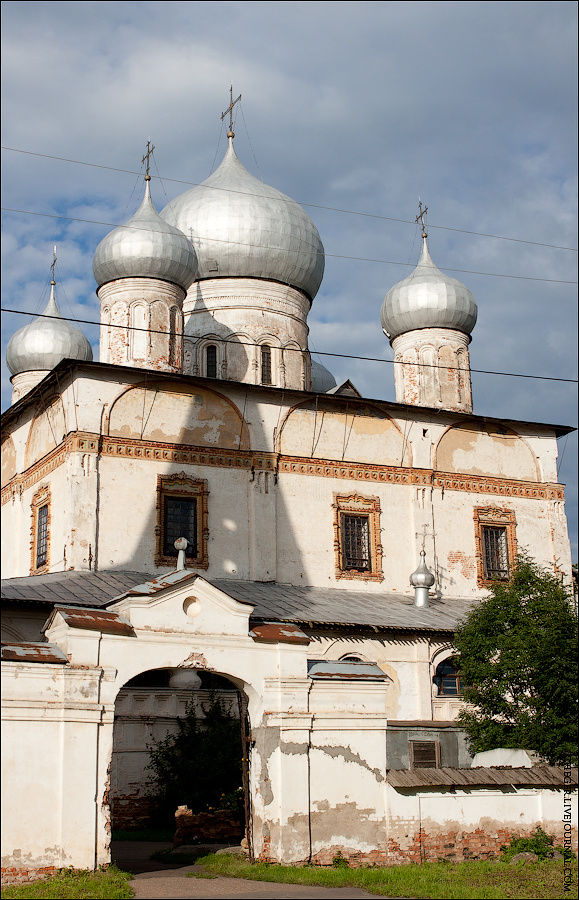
[146,692,243,825]
[455,556,578,765]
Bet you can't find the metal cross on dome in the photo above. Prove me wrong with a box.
[142,139,155,179]
[221,85,242,138]
[50,245,57,285]
[415,200,428,239]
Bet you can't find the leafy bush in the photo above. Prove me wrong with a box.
[455,555,578,765]
[146,692,243,825]
[500,826,561,860]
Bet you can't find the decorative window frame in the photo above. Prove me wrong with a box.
[195,335,225,379]
[154,472,209,569]
[473,506,517,587]
[332,492,383,582]
[30,484,51,575]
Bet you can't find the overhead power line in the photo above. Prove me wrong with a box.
[1,207,577,286]
[2,145,577,253]
[2,306,577,385]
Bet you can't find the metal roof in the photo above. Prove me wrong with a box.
[1,641,68,664]
[2,571,476,632]
[307,659,388,680]
[51,606,135,636]
[1,570,152,608]
[387,765,578,789]
[210,578,475,632]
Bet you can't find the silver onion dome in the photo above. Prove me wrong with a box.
[311,359,337,392]
[161,138,325,302]
[93,179,197,291]
[410,550,436,589]
[381,237,477,341]
[6,282,93,376]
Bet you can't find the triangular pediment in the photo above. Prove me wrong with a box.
[108,572,254,637]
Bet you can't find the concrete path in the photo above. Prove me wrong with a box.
[112,841,376,899]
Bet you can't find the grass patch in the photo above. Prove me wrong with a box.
[192,852,578,899]
[111,828,173,842]
[1,866,133,900]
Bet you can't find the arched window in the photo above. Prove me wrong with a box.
[433,657,463,696]
[169,307,179,367]
[206,344,217,379]
[261,344,272,385]
[130,304,147,360]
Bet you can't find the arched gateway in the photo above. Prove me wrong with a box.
[1,570,391,876]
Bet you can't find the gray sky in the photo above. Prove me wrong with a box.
[1,1,577,558]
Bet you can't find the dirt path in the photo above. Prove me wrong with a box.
[112,841,376,899]
[130,869,375,899]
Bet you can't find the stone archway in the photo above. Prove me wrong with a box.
[108,664,253,861]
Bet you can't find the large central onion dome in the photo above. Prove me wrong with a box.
[93,179,197,291]
[161,138,325,302]
[381,237,477,340]
[6,281,93,376]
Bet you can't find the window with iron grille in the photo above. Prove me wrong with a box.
[409,740,440,769]
[341,514,370,570]
[162,496,197,557]
[155,475,209,569]
[433,657,463,696]
[36,505,49,569]
[482,525,509,580]
[206,344,217,378]
[261,344,272,385]
[333,493,383,582]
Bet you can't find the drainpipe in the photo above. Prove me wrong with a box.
[306,678,315,864]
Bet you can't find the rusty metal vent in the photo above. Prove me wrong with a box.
[249,622,310,645]
[53,606,135,636]
[1,641,68,664]
[307,659,388,680]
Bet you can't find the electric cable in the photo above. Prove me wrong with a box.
[2,145,577,252]
[2,306,577,385]
[1,207,576,286]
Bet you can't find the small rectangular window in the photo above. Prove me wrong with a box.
[163,496,197,557]
[482,525,509,580]
[410,740,440,769]
[341,514,370,570]
[36,504,49,569]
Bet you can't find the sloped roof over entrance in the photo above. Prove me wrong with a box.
[2,570,476,633]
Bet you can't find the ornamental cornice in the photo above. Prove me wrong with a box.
[1,434,565,505]
[278,456,565,500]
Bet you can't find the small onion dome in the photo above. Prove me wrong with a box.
[93,179,197,291]
[161,138,325,302]
[381,237,477,340]
[311,359,337,392]
[410,550,435,589]
[6,282,93,376]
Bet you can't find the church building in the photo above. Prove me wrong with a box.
[1,114,575,881]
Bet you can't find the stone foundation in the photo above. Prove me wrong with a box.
[1,865,58,887]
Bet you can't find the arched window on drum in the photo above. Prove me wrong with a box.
[261,344,272,386]
[205,344,217,379]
